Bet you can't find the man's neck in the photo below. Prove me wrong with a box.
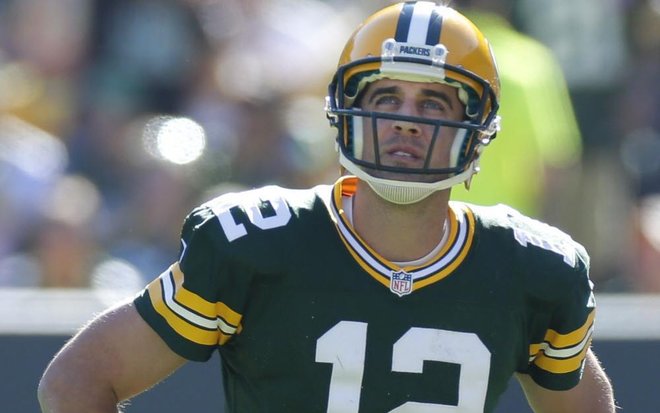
[351,180,450,262]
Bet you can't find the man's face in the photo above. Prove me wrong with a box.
[356,78,465,183]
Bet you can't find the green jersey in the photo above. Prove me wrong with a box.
[134,176,595,413]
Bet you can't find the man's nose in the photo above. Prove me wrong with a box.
[392,117,422,136]
[391,100,422,135]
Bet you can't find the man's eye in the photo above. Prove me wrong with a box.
[422,100,445,111]
[374,95,399,106]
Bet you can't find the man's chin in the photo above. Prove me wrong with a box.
[365,168,450,184]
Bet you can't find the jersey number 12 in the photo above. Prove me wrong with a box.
[315,321,491,412]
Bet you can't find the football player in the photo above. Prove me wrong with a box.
[38,2,615,412]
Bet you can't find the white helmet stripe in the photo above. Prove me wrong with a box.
[408,2,437,44]
[395,2,444,45]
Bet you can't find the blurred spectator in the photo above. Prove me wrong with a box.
[608,0,660,293]
[452,0,582,222]
[0,171,144,295]
[0,174,99,288]
[0,0,89,137]
[29,175,101,288]
[106,160,199,281]
[513,0,631,285]
[67,0,209,192]
[608,195,660,293]
[185,0,348,187]
[0,115,68,257]
[632,195,660,292]
[85,0,208,114]
[618,0,660,199]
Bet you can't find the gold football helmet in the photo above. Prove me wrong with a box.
[326,1,501,204]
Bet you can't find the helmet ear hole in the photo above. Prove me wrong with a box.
[449,126,469,168]
[346,113,364,160]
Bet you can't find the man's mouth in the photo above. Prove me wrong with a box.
[390,150,416,158]
[385,144,423,161]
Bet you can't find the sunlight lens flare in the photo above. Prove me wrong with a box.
[146,116,206,165]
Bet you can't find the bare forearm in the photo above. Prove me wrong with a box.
[37,302,186,413]
[518,349,616,413]
[38,310,125,413]
[578,351,616,413]
[38,392,121,413]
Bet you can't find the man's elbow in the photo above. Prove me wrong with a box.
[37,358,120,413]
[37,363,66,412]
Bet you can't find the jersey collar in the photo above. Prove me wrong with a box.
[326,176,476,295]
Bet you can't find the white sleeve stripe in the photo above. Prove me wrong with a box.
[160,270,237,335]
[531,325,594,361]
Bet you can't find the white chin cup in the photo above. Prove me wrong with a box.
[339,152,476,205]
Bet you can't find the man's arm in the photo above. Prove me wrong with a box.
[38,300,187,413]
[516,348,616,413]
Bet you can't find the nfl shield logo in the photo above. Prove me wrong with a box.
[390,270,413,297]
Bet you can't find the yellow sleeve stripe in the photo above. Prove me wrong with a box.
[528,309,595,374]
[170,263,216,318]
[146,265,243,345]
[163,266,237,334]
[171,263,242,327]
[147,277,222,346]
[542,309,595,349]
[532,332,592,374]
